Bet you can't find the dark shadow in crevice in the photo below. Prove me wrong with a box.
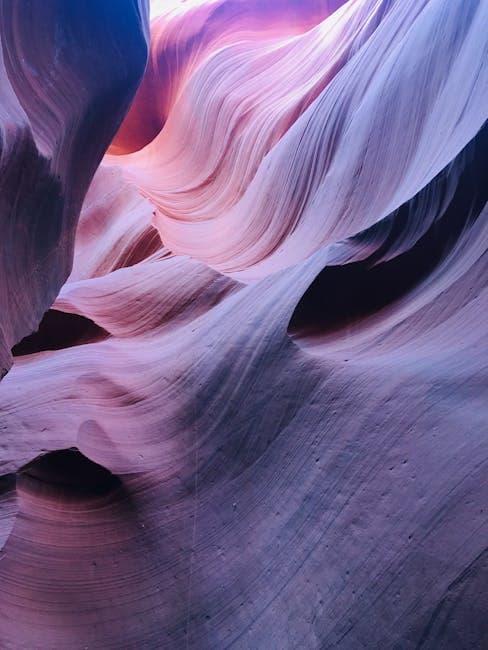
[0,473,16,498]
[289,123,487,339]
[12,309,110,357]
[18,448,120,498]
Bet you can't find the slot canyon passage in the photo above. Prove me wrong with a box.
[0,0,487,647]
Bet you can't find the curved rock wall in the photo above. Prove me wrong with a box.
[0,1,487,648]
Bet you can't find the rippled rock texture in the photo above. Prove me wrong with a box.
[0,1,487,648]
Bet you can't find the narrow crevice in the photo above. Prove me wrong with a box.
[0,473,16,496]
[289,123,487,340]
[12,309,110,356]
[18,448,120,498]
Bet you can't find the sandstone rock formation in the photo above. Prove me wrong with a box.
[0,0,487,647]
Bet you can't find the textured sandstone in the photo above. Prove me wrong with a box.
[0,1,487,648]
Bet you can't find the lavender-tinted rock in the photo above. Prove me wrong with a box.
[0,1,487,648]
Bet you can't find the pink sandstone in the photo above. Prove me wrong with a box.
[0,1,487,647]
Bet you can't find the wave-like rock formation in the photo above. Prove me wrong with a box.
[0,0,487,648]
[0,0,149,377]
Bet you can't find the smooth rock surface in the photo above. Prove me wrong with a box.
[0,1,487,648]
